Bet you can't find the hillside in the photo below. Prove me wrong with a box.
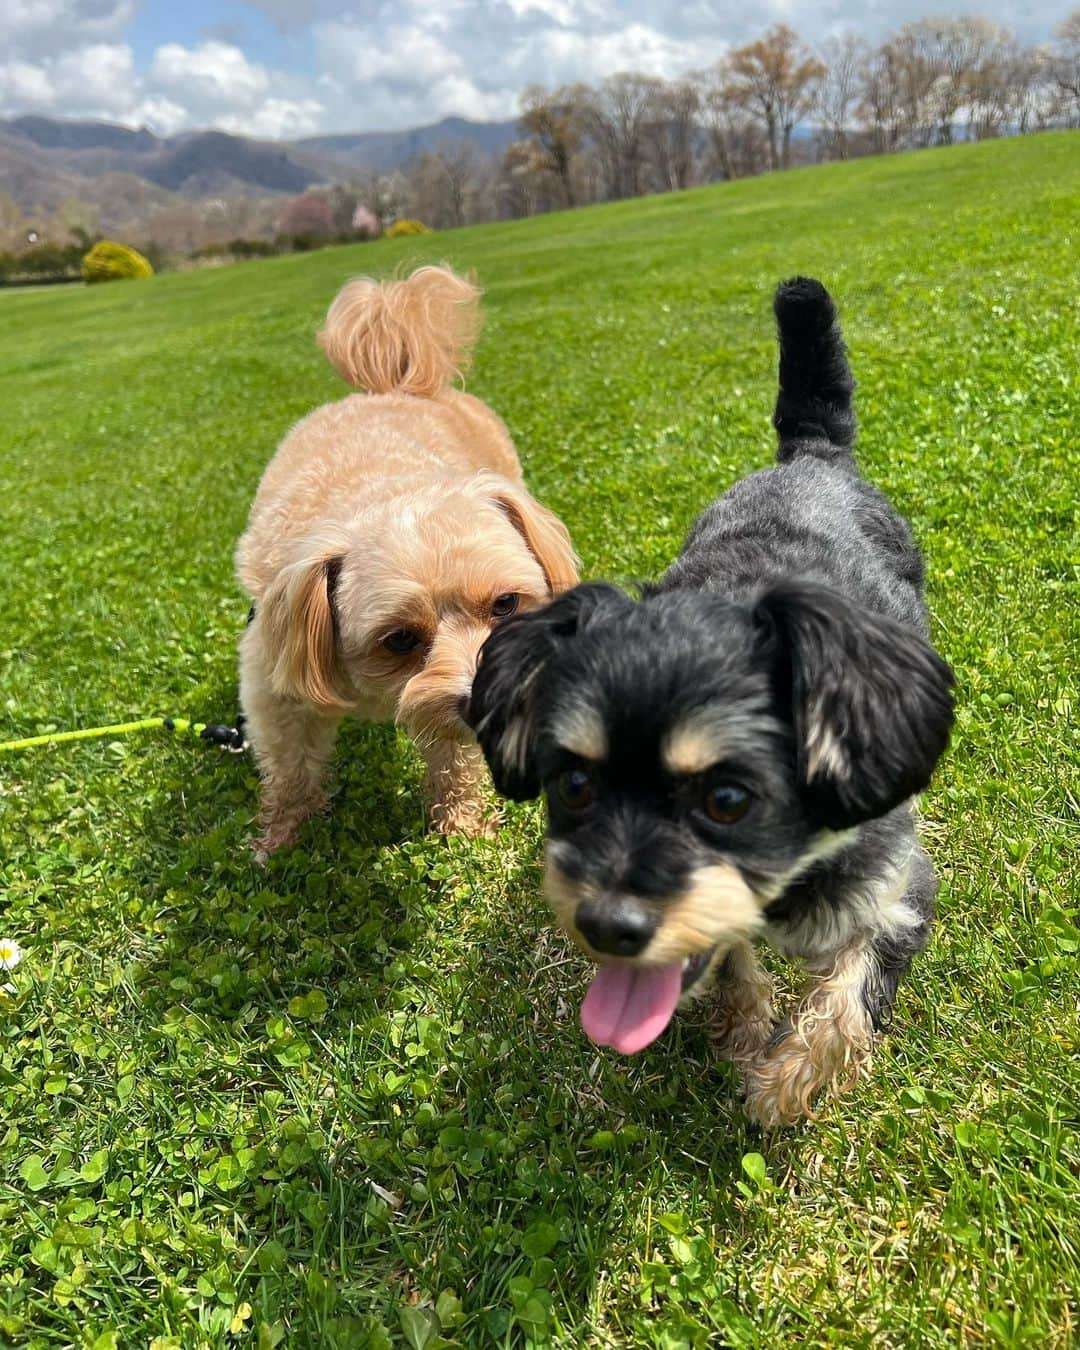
[0,113,521,220]
[0,133,1077,1347]
[298,116,520,170]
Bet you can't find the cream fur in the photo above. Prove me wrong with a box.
[743,942,878,1128]
[236,265,578,854]
[543,854,765,965]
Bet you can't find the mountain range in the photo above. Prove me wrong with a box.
[0,114,522,230]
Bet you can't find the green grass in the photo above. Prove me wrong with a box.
[1,132,1078,1349]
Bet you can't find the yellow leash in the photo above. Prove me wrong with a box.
[0,716,244,754]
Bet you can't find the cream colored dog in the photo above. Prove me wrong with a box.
[236,265,578,856]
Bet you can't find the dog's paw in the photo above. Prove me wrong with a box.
[708,1005,774,1069]
[741,1016,874,1128]
[249,821,301,861]
[703,944,775,1070]
[249,835,273,865]
[430,808,501,839]
[741,1032,820,1128]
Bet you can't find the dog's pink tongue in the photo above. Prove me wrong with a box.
[580,962,683,1055]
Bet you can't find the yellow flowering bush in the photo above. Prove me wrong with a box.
[385,219,433,238]
[82,241,154,284]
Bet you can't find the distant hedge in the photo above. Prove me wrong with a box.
[82,241,154,284]
[0,242,85,286]
[192,238,279,260]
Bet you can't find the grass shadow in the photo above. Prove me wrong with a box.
[110,713,780,1341]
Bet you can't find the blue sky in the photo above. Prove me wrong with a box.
[0,1,1072,140]
[127,1,305,72]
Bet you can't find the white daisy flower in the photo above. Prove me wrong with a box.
[0,938,23,971]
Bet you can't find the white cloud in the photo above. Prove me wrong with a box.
[222,97,326,140]
[145,41,325,136]
[0,59,54,109]
[0,42,138,120]
[308,7,730,131]
[0,1,142,121]
[54,42,138,113]
[317,22,463,86]
[129,93,189,137]
[504,0,612,22]
[0,0,1072,138]
[0,32,325,138]
[0,0,135,61]
[523,21,721,82]
[150,41,270,111]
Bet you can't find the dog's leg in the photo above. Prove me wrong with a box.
[242,660,341,859]
[421,739,498,838]
[706,942,776,1070]
[743,850,935,1127]
[742,940,878,1128]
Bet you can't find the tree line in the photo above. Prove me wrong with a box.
[455,11,1080,224]
[261,10,1080,240]
[267,11,1080,235]
[2,9,1077,266]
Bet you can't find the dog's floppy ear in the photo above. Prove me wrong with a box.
[469,583,626,800]
[262,548,352,712]
[483,478,579,596]
[755,582,954,829]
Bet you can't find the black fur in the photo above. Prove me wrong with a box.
[470,583,628,800]
[755,581,954,829]
[468,277,954,1039]
[773,276,857,462]
[325,555,344,641]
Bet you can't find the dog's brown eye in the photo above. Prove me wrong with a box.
[491,592,519,620]
[383,628,421,655]
[703,783,751,824]
[554,767,595,811]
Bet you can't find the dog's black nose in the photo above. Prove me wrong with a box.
[576,897,656,957]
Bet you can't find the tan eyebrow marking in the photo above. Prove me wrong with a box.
[551,705,608,761]
[662,712,729,776]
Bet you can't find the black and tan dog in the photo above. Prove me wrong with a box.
[467,278,954,1127]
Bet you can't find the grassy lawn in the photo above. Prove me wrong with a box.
[1,132,1078,1348]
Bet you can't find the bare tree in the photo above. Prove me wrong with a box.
[278,193,335,240]
[966,38,1016,139]
[910,18,1008,144]
[403,145,481,229]
[355,171,408,231]
[858,40,907,152]
[728,24,826,170]
[519,84,589,207]
[439,142,480,228]
[1020,43,1058,132]
[585,72,663,197]
[0,194,28,251]
[497,140,551,217]
[1053,8,1080,123]
[325,182,359,234]
[696,61,767,179]
[141,202,207,256]
[402,154,448,228]
[646,79,702,190]
[964,30,1045,139]
[817,34,868,160]
[860,27,951,150]
[890,28,940,147]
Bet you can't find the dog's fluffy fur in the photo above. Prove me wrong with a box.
[468,278,954,1127]
[236,265,578,856]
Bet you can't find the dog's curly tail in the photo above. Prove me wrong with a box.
[318,265,482,398]
[773,277,856,467]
